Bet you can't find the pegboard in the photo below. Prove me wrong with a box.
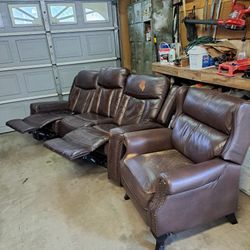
[180,0,250,48]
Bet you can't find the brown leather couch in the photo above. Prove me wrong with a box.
[120,87,250,250]
[6,67,129,139]
[44,74,170,160]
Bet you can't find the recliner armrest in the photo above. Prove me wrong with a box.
[159,159,234,195]
[107,122,163,184]
[30,101,69,114]
[110,122,163,135]
[123,128,173,157]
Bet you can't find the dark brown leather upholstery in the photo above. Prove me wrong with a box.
[44,74,170,160]
[6,70,99,134]
[107,84,180,185]
[54,67,129,137]
[120,87,250,248]
[113,74,169,125]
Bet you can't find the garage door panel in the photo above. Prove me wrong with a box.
[23,69,55,94]
[86,60,118,70]
[53,35,84,59]
[0,0,119,134]
[0,41,13,64]
[47,1,114,31]
[53,31,116,63]
[0,2,45,33]
[0,102,26,133]
[16,38,50,62]
[0,68,57,102]
[84,31,115,58]
[58,65,87,92]
[58,60,118,93]
[0,35,50,68]
[0,74,21,98]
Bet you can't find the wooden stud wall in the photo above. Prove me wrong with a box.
[118,0,131,70]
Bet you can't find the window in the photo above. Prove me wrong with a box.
[8,4,42,26]
[48,3,77,25]
[83,2,109,22]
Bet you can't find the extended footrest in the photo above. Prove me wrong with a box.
[6,112,70,134]
[44,127,109,160]
[6,119,37,133]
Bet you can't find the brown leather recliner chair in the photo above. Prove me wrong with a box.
[44,74,170,160]
[54,67,130,137]
[6,69,99,138]
[120,87,250,250]
[107,85,180,185]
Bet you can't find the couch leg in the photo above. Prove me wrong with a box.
[155,234,169,250]
[226,213,238,224]
[124,193,130,200]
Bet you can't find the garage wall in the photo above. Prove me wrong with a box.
[0,0,120,133]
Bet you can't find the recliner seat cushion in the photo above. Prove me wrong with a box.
[55,113,114,137]
[122,149,193,210]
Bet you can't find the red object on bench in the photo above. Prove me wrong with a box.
[217,58,250,77]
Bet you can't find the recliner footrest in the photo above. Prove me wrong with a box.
[44,127,109,160]
[6,119,37,133]
[6,112,71,134]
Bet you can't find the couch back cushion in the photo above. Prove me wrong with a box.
[90,67,129,117]
[114,74,169,126]
[172,88,246,163]
[68,70,98,113]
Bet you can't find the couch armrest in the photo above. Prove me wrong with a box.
[30,101,69,114]
[159,159,231,195]
[107,122,163,185]
[110,122,163,135]
[123,128,173,158]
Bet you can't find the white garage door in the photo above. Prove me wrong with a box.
[0,0,120,133]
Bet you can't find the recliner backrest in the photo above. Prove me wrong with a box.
[68,70,99,113]
[113,74,169,126]
[172,87,250,164]
[90,67,130,118]
[156,85,180,127]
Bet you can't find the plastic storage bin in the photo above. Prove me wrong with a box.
[188,46,213,70]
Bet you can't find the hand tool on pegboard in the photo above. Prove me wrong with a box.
[207,0,216,34]
[184,0,250,37]
[203,0,209,32]
[173,0,182,43]
[184,5,198,42]
[212,0,222,39]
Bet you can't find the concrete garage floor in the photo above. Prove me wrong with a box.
[1,132,250,250]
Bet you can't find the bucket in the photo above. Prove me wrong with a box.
[188,46,212,70]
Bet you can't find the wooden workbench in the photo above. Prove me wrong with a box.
[152,62,250,91]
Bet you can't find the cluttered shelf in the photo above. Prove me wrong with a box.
[152,62,250,91]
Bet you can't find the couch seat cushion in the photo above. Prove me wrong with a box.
[122,149,193,210]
